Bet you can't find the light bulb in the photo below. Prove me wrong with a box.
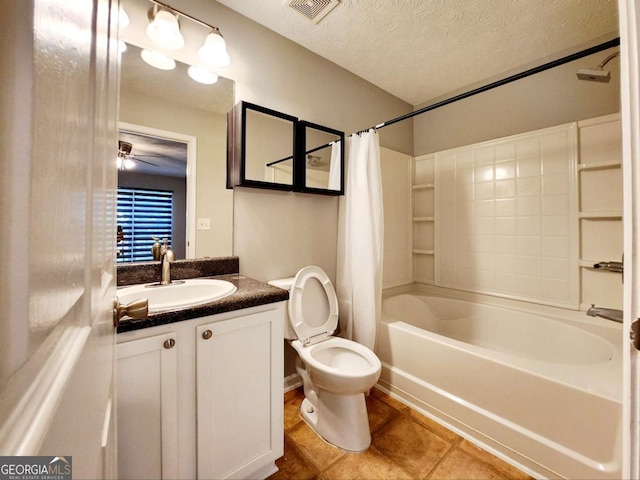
[118,40,127,54]
[146,9,184,50]
[123,158,135,169]
[198,31,230,67]
[188,65,218,85]
[140,49,176,70]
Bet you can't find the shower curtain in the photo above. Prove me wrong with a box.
[336,130,383,351]
[328,141,341,190]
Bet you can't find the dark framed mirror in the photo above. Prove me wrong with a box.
[227,101,297,191]
[297,121,344,195]
[227,101,345,195]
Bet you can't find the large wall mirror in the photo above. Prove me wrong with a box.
[118,0,235,262]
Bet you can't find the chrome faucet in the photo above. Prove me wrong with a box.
[159,239,175,285]
[586,304,623,323]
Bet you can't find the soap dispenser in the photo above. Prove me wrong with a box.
[151,236,162,261]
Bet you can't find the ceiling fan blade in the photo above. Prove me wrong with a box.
[134,158,159,167]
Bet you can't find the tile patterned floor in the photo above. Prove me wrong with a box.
[269,387,534,480]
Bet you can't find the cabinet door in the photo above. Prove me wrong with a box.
[196,309,283,479]
[117,332,178,480]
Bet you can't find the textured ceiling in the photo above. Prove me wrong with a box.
[217,0,619,106]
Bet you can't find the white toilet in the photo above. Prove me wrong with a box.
[269,265,381,452]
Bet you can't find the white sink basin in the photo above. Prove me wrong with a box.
[118,278,237,313]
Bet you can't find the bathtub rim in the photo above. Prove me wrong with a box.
[383,283,623,341]
[381,289,623,402]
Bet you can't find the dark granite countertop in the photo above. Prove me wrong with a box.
[117,272,289,334]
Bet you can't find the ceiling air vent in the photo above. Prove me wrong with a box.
[288,0,340,24]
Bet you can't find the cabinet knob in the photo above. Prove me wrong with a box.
[164,338,176,349]
[202,330,213,340]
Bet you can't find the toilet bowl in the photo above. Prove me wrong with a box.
[269,266,381,452]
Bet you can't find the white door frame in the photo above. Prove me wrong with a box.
[118,121,197,258]
[619,0,640,477]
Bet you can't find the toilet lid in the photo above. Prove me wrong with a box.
[289,266,339,346]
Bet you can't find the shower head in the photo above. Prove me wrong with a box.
[576,51,619,83]
[576,68,611,82]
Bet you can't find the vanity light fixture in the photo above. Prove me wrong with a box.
[140,48,176,70]
[138,1,231,79]
[187,65,219,85]
[198,29,231,67]
[146,7,185,50]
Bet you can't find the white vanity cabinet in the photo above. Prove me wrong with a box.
[196,309,284,479]
[116,332,179,480]
[116,302,285,480]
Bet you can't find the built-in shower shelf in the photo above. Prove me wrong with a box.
[578,160,621,171]
[578,211,622,219]
[413,154,436,285]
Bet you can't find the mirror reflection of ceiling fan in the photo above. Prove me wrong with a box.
[117,140,162,170]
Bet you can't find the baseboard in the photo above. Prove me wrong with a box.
[284,373,302,393]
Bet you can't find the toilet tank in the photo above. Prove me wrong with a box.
[268,276,297,340]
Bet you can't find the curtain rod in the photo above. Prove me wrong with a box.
[266,141,339,167]
[355,37,620,135]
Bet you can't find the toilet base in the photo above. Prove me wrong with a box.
[299,391,371,452]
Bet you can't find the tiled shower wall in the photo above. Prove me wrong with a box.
[381,147,412,289]
[408,114,623,311]
[434,124,579,308]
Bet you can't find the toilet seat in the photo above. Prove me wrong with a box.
[293,337,380,376]
[291,336,381,394]
[289,266,339,346]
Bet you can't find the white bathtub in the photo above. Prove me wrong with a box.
[378,293,622,479]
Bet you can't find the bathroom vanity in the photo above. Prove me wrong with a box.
[115,258,287,480]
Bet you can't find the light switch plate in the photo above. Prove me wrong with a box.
[197,218,211,230]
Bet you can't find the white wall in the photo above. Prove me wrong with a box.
[233,189,339,282]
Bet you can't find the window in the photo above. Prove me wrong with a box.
[117,187,173,262]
